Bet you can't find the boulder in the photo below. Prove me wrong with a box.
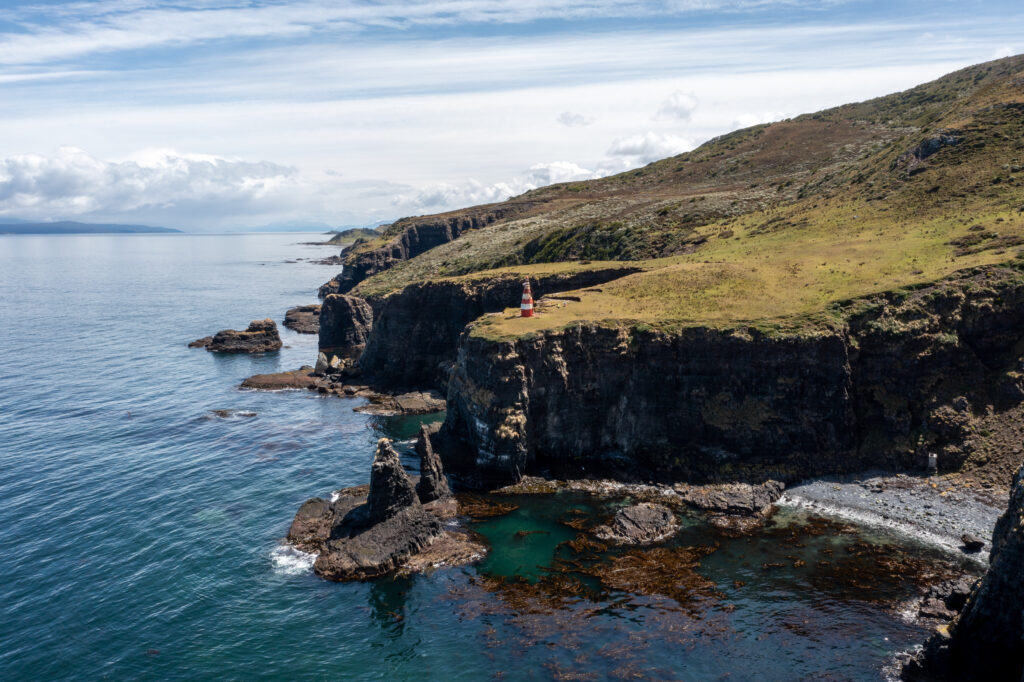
[207,319,282,353]
[960,533,985,553]
[415,424,451,503]
[314,352,329,375]
[318,294,373,359]
[283,304,321,334]
[593,503,680,545]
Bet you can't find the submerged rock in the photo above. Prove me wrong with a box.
[283,304,320,334]
[415,424,450,503]
[206,319,282,353]
[593,502,680,545]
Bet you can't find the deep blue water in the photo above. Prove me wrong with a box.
[0,234,958,680]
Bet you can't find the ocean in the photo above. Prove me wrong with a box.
[0,233,965,680]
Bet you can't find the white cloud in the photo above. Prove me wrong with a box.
[656,90,699,122]
[0,147,300,225]
[557,111,595,127]
[393,161,604,213]
[607,132,695,163]
[992,45,1016,59]
[730,110,789,129]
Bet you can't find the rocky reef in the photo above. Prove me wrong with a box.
[190,319,282,353]
[593,503,680,545]
[287,433,481,581]
[902,464,1024,681]
[441,265,1024,487]
[283,304,320,334]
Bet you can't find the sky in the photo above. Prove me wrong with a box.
[0,1,1020,231]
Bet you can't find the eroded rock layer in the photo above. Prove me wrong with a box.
[441,265,1024,487]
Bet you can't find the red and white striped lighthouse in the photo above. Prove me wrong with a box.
[520,279,534,317]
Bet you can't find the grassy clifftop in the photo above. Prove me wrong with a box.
[353,54,1024,336]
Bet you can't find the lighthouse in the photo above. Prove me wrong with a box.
[521,280,534,317]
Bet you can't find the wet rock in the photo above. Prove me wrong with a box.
[960,533,985,553]
[283,304,320,334]
[415,424,451,503]
[240,368,317,390]
[287,497,335,550]
[674,480,785,516]
[903,464,1024,680]
[207,319,282,353]
[593,503,680,545]
[318,294,373,359]
[353,390,446,416]
[918,576,978,621]
[188,336,212,348]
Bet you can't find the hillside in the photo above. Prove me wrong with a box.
[329,53,1023,331]
[313,54,1024,491]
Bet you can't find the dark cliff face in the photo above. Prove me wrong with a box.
[441,265,1024,487]
[318,203,536,297]
[905,464,1024,681]
[318,294,374,358]
[355,268,641,391]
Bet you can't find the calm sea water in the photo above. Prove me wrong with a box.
[0,233,958,680]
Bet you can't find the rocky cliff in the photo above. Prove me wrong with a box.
[440,264,1024,487]
[318,267,639,390]
[318,202,538,297]
[903,463,1024,681]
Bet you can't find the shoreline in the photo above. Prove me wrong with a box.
[779,470,1004,567]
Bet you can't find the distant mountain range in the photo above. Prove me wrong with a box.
[0,220,181,234]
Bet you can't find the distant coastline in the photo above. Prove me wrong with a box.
[0,220,181,235]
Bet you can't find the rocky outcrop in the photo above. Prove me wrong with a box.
[205,319,282,353]
[283,304,320,334]
[356,267,640,390]
[352,390,446,416]
[441,265,1024,487]
[415,424,450,503]
[241,368,317,390]
[593,503,680,545]
[318,202,537,297]
[289,439,444,581]
[188,336,212,348]
[903,464,1024,681]
[318,294,373,358]
[674,481,784,516]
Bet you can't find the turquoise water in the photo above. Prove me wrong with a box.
[0,234,955,680]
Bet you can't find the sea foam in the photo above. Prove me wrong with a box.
[270,543,316,575]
